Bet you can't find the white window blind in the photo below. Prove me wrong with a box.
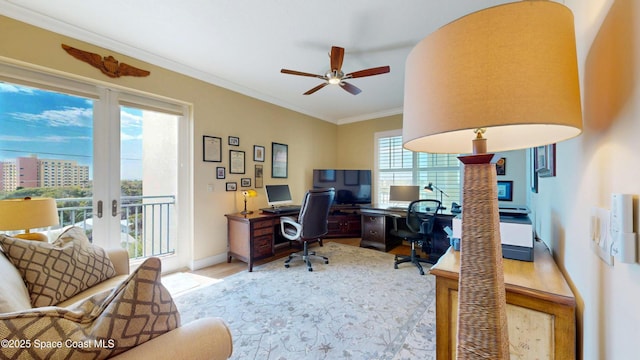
[376,131,461,210]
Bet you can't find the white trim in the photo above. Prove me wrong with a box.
[190,252,229,271]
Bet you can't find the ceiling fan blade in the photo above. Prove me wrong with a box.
[304,83,329,95]
[330,46,345,72]
[340,81,362,95]
[281,69,324,79]
[346,65,391,79]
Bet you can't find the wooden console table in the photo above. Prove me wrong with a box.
[429,241,576,359]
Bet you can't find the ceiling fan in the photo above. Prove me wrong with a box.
[281,46,390,95]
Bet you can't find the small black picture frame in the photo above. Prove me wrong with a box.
[226,182,237,191]
[497,181,513,201]
[496,157,506,176]
[228,136,240,146]
[241,178,251,187]
[203,135,222,162]
[255,164,263,188]
[216,167,225,179]
[254,145,265,162]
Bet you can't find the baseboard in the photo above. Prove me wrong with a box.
[190,252,228,271]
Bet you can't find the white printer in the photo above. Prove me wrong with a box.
[451,205,534,261]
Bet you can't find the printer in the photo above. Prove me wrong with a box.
[451,205,534,261]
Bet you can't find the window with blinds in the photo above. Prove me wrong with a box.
[376,131,461,210]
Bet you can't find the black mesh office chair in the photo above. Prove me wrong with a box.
[281,188,335,271]
[390,199,441,275]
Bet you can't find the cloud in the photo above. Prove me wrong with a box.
[8,107,92,127]
[0,134,90,143]
[0,83,35,94]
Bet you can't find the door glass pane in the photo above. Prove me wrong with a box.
[120,106,178,260]
[0,81,94,240]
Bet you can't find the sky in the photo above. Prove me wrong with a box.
[0,82,143,180]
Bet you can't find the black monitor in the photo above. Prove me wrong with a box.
[264,184,293,207]
[389,185,420,203]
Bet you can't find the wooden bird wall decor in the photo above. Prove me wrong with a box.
[61,44,150,78]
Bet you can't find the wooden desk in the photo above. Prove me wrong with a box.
[429,242,576,359]
[360,205,454,260]
[225,211,298,272]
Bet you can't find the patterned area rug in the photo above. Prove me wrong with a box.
[173,242,436,360]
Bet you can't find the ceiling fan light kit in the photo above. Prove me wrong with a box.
[281,46,390,95]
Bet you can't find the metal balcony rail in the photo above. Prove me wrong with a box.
[55,195,176,260]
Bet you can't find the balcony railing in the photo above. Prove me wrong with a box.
[55,195,176,260]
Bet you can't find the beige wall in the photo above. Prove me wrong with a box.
[535,1,640,359]
[336,114,403,169]
[0,16,337,269]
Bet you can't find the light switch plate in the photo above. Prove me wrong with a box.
[590,207,614,265]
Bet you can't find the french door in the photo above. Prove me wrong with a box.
[0,62,190,271]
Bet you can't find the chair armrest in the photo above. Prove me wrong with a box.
[106,248,130,275]
[110,317,232,360]
[280,216,302,241]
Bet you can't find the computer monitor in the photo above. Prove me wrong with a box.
[389,185,420,203]
[264,184,293,207]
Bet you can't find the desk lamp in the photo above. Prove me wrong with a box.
[241,189,257,215]
[403,2,582,358]
[424,182,449,207]
[0,197,60,242]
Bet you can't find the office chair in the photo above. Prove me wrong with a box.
[390,199,441,275]
[281,188,335,271]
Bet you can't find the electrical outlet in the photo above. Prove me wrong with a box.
[590,207,614,265]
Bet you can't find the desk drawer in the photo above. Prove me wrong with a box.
[253,226,273,237]
[253,235,273,257]
[362,215,385,242]
[253,219,274,229]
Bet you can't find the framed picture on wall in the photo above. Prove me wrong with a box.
[228,136,240,146]
[536,144,556,177]
[254,145,265,162]
[229,150,245,174]
[203,135,222,162]
[497,181,513,201]
[216,166,225,179]
[241,178,251,187]
[271,142,288,178]
[496,157,506,176]
[226,182,237,191]
[255,164,263,188]
[529,148,538,193]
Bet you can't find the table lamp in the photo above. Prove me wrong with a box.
[0,197,60,242]
[241,189,257,215]
[402,2,582,358]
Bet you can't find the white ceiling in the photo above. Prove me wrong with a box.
[1,0,518,124]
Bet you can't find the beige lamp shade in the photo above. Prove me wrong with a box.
[403,1,583,154]
[0,197,60,241]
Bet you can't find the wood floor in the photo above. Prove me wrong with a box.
[191,238,422,279]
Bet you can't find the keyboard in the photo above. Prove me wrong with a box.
[260,205,301,214]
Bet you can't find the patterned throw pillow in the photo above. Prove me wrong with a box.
[0,257,180,359]
[0,227,116,307]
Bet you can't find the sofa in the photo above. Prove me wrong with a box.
[0,227,232,359]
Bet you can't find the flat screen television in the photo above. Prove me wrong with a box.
[312,169,372,205]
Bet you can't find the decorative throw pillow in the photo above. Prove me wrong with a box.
[0,257,180,359]
[0,227,116,307]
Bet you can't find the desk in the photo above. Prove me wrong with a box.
[360,205,454,261]
[225,210,299,272]
[429,242,576,359]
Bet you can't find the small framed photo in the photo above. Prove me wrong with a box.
[203,135,222,162]
[254,145,265,162]
[216,167,225,179]
[230,150,245,174]
[226,182,237,191]
[228,136,240,146]
[496,157,506,176]
[241,178,251,187]
[535,144,556,177]
[497,180,513,201]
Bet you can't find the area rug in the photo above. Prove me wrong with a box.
[173,242,437,360]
